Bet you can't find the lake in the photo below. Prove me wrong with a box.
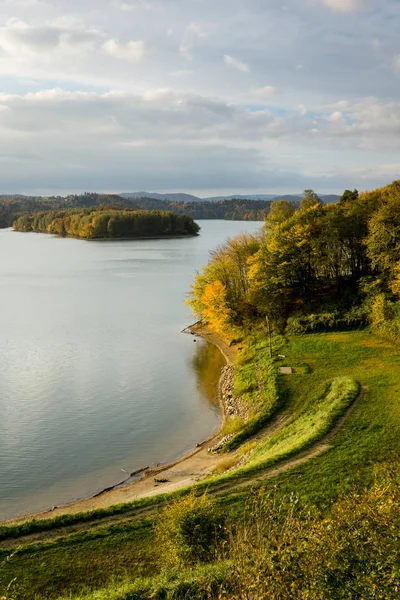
[0,220,262,520]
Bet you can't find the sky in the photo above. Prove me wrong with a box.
[0,0,399,196]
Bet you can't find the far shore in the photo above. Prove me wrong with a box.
[13,229,200,241]
[6,324,235,525]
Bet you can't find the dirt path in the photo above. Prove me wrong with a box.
[213,385,367,495]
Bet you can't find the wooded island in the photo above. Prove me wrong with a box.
[13,207,200,239]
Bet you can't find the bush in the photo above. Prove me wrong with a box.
[154,493,225,569]
[220,474,400,599]
[212,456,238,475]
[286,308,368,334]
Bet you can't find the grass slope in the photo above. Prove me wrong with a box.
[224,338,281,448]
[261,331,400,505]
[247,375,359,467]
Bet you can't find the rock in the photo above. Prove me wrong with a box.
[208,434,234,453]
[280,367,293,375]
[218,366,246,419]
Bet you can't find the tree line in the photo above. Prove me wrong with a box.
[13,207,200,239]
[188,182,400,340]
[0,193,280,228]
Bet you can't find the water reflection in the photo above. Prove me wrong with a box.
[190,339,225,410]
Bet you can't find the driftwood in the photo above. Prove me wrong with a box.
[181,320,202,334]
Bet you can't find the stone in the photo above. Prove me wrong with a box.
[208,434,234,453]
[280,367,293,375]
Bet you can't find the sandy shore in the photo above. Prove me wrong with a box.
[11,324,236,523]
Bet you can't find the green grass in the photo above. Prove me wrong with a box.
[56,563,230,600]
[0,488,200,544]
[247,375,359,466]
[199,330,400,507]
[255,330,400,505]
[0,520,158,599]
[204,373,359,486]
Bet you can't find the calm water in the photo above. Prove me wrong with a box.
[0,220,262,520]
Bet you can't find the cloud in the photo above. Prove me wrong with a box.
[328,110,344,122]
[0,17,101,61]
[179,22,208,60]
[103,39,145,61]
[0,0,398,194]
[298,104,307,115]
[1,88,398,160]
[224,54,249,73]
[253,86,278,99]
[0,87,396,194]
[170,69,193,77]
[0,88,270,192]
[316,0,361,12]
[115,0,153,10]
[372,38,380,51]
[4,0,43,5]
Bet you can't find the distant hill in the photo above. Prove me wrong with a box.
[268,195,303,203]
[203,193,340,204]
[320,194,340,204]
[203,194,279,202]
[120,191,202,202]
[121,191,340,204]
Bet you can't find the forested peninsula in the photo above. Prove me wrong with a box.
[13,207,200,239]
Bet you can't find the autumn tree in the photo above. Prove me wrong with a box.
[201,280,233,334]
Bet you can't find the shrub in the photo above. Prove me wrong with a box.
[212,457,238,475]
[154,493,225,569]
[286,308,368,334]
[220,475,400,600]
[221,416,244,436]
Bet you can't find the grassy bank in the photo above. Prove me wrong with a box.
[223,338,281,449]
[265,331,400,505]
[249,376,359,464]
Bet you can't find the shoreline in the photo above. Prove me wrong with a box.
[12,229,199,241]
[6,324,236,524]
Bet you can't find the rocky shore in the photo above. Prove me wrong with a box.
[219,365,245,419]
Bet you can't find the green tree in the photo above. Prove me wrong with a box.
[339,188,359,204]
[365,183,400,291]
[264,199,296,229]
[300,189,323,210]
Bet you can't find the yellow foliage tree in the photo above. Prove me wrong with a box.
[201,280,233,334]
